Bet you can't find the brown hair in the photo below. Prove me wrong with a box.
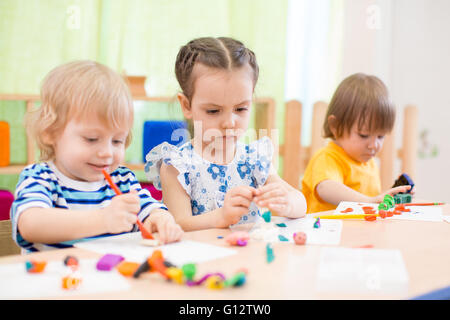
[323,73,395,139]
[175,37,259,101]
[26,60,134,161]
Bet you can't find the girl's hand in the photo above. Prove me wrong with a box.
[146,209,184,244]
[371,185,413,203]
[102,191,140,234]
[222,186,256,226]
[253,182,292,216]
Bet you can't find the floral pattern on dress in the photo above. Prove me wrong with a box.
[145,136,273,225]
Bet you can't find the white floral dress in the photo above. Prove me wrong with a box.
[145,137,273,225]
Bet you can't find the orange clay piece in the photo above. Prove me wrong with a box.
[148,250,168,279]
[62,275,82,290]
[396,205,411,212]
[364,215,377,221]
[387,211,394,217]
[340,208,354,213]
[116,261,140,277]
[378,210,387,219]
[362,207,376,215]
[28,260,47,273]
[393,209,403,215]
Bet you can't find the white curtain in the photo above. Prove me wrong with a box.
[284,0,344,145]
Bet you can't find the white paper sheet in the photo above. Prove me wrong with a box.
[0,259,130,299]
[335,201,444,222]
[75,232,237,265]
[246,216,342,245]
[316,247,409,295]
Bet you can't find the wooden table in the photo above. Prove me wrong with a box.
[1,204,449,300]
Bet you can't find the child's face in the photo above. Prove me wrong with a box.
[183,64,254,156]
[52,116,128,182]
[335,122,386,163]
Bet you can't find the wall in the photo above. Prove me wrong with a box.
[340,0,450,202]
[390,0,450,202]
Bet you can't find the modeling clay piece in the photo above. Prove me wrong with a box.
[278,234,289,242]
[225,231,250,246]
[276,223,287,227]
[224,271,247,287]
[62,273,82,290]
[363,207,377,215]
[133,260,150,278]
[96,254,125,271]
[116,261,140,277]
[395,204,411,212]
[262,210,272,223]
[182,263,196,281]
[383,194,395,207]
[187,273,226,286]
[341,208,354,213]
[313,217,321,228]
[205,275,225,290]
[148,250,169,279]
[166,267,184,284]
[25,260,47,273]
[392,173,415,193]
[394,193,412,204]
[378,210,387,219]
[64,256,79,269]
[141,239,160,246]
[266,243,275,263]
[364,214,377,221]
[293,232,307,245]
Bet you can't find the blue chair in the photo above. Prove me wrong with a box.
[142,120,189,163]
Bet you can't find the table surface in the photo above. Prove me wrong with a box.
[1,203,449,300]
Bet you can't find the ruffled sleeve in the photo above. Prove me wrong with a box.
[144,142,193,195]
[246,136,274,187]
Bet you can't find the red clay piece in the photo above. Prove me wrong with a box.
[364,215,377,221]
[378,210,387,219]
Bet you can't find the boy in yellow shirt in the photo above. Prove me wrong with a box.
[302,73,412,213]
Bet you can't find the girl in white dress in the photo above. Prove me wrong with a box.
[145,37,307,231]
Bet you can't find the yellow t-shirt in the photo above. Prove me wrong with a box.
[301,141,381,213]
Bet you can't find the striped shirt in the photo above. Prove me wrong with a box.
[10,162,167,252]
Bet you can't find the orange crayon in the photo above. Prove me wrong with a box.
[102,169,154,239]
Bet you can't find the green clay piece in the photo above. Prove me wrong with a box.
[383,194,395,208]
[275,223,287,227]
[394,193,412,204]
[181,263,196,281]
[224,271,246,287]
[278,234,289,241]
[266,243,274,263]
[262,210,271,223]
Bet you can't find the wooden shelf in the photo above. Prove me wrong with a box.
[0,165,27,174]
[0,94,276,176]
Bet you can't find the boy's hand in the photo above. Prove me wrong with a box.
[253,182,292,215]
[102,190,140,234]
[372,185,413,203]
[145,209,183,244]
[222,186,256,226]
